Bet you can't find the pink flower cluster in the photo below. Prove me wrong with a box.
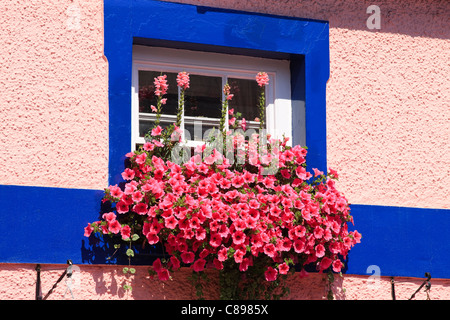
[256,72,269,87]
[85,70,360,285]
[85,133,361,283]
[176,71,190,90]
[154,75,168,97]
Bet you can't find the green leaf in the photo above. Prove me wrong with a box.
[126,249,135,257]
[123,284,132,291]
[129,268,136,274]
[123,267,129,274]
[131,234,140,241]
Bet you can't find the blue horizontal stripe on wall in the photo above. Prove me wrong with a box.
[0,185,104,264]
[0,184,449,279]
[346,204,450,279]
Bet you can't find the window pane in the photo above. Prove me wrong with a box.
[139,118,172,138]
[138,71,178,115]
[228,78,263,124]
[184,118,221,142]
[184,74,222,118]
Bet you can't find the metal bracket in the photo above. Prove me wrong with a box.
[408,272,431,300]
[391,272,431,300]
[35,260,73,300]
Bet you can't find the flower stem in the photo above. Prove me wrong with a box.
[259,87,265,130]
[176,89,184,128]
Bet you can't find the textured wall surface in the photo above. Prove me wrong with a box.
[162,0,450,210]
[1,264,449,300]
[0,0,108,190]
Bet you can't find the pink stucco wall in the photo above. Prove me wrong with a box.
[0,0,448,300]
[1,263,449,300]
[0,0,108,190]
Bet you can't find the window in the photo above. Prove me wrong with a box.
[132,46,292,150]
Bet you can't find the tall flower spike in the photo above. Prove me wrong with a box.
[220,83,232,135]
[255,72,269,130]
[151,74,168,130]
[175,72,189,127]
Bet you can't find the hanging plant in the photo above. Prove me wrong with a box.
[84,71,361,299]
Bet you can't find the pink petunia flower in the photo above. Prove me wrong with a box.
[108,220,121,234]
[210,233,222,248]
[313,168,324,177]
[164,215,178,229]
[233,249,245,264]
[102,212,116,222]
[293,239,305,253]
[332,259,343,273]
[157,268,170,281]
[151,125,162,136]
[143,142,155,151]
[264,267,278,281]
[121,168,135,181]
[181,251,195,264]
[121,224,131,240]
[135,153,147,165]
[169,256,180,271]
[263,243,277,258]
[146,233,159,245]
[281,169,291,179]
[133,202,148,215]
[239,258,252,272]
[152,139,164,147]
[232,230,246,245]
[153,258,163,273]
[109,185,123,198]
[314,226,324,239]
[278,262,290,275]
[217,247,228,262]
[213,258,223,270]
[352,230,362,244]
[131,190,144,203]
[192,259,206,272]
[84,223,93,237]
[116,200,129,214]
[319,256,333,271]
[315,244,325,258]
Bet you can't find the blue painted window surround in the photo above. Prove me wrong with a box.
[0,0,449,281]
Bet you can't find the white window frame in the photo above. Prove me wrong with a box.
[131,45,292,150]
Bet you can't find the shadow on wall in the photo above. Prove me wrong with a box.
[191,0,450,39]
[80,195,166,266]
